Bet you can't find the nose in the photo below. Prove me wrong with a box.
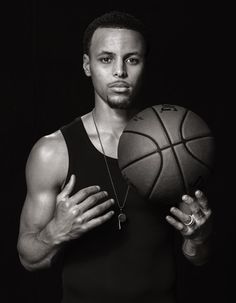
[113,59,127,78]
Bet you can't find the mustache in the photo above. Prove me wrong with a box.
[108,81,130,88]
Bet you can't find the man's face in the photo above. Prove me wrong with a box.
[83,27,146,109]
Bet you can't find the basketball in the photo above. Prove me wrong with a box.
[117,104,215,204]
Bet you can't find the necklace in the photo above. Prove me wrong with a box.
[92,110,130,230]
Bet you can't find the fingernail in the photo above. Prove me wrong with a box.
[182,195,188,201]
[195,190,202,197]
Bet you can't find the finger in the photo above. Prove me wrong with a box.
[195,190,209,212]
[68,185,101,206]
[78,191,109,212]
[79,199,115,223]
[182,194,203,220]
[170,207,191,225]
[58,174,76,202]
[70,195,112,218]
[166,215,185,232]
[82,210,115,232]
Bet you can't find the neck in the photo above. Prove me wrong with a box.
[92,102,138,138]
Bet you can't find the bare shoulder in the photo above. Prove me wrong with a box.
[26,130,68,189]
[29,130,67,162]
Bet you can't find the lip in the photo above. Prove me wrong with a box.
[110,87,129,93]
[108,81,130,88]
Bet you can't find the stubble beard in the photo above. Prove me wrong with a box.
[106,95,133,109]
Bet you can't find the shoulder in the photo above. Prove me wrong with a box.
[29,130,67,165]
[26,130,68,188]
[30,130,66,157]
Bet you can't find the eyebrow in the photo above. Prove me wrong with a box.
[97,51,142,57]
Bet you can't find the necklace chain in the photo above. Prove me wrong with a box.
[92,110,130,230]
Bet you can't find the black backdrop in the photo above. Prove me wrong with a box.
[1,1,233,302]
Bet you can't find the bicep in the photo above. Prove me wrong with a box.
[19,189,58,236]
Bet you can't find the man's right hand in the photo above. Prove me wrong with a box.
[48,175,115,245]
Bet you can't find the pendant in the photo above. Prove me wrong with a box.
[118,212,126,230]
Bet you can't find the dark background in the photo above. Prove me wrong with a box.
[1,1,233,302]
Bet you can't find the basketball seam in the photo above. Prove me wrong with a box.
[123,130,212,152]
[119,131,163,199]
[179,111,213,171]
[122,150,163,200]
[150,106,188,198]
[122,130,160,151]
[119,131,163,174]
[121,150,162,170]
[180,137,214,172]
[120,132,213,172]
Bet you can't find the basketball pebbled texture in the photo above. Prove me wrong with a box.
[117,104,215,204]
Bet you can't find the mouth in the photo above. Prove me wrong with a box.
[108,81,130,93]
[108,81,130,88]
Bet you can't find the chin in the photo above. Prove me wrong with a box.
[107,96,133,109]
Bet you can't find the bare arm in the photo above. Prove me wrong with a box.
[17,134,67,270]
[17,132,114,271]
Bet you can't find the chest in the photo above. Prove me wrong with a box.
[89,133,120,159]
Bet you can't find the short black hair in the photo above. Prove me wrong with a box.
[83,11,150,56]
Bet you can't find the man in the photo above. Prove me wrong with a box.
[17,11,212,303]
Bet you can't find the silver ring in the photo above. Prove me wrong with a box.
[185,214,195,226]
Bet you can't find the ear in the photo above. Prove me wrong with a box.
[83,54,91,77]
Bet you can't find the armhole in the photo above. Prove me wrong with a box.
[59,129,70,190]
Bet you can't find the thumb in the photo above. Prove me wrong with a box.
[57,174,76,202]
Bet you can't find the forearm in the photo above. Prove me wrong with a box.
[182,237,211,266]
[17,222,63,271]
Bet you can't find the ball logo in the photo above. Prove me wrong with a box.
[160,104,178,112]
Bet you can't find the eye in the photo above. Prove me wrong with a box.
[126,57,139,65]
[100,57,112,64]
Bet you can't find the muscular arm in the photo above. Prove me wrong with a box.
[17,132,114,271]
[17,133,68,271]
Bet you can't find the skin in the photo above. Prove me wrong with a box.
[17,27,212,271]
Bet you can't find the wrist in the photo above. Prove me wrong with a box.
[37,221,63,247]
[187,236,207,245]
[183,237,208,255]
[185,229,211,246]
[182,238,210,265]
[183,239,198,257]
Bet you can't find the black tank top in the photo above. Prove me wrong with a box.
[60,117,177,303]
